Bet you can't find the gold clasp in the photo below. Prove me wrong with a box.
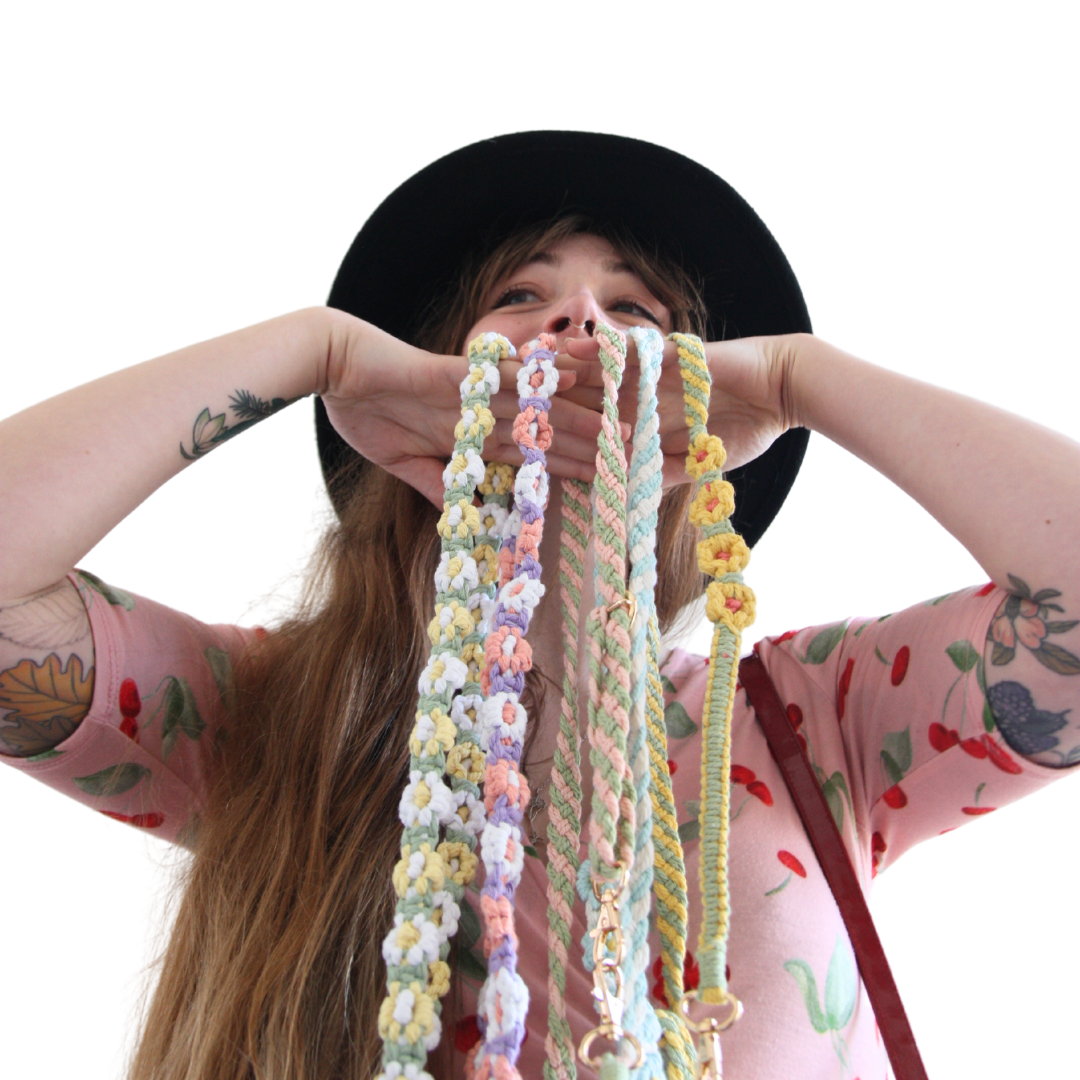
[605,592,638,626]
[680,990,743,1080]
[579,865,642,1069]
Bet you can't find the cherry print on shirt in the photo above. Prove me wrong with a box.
[873,644,910,686]
[100,810,165,829]
[728,768,776,823]
[928,721,1025,774]
[650,951,701,1006]
[837,657,855,721]
[787,702,808,754]
[784,935,858,1075]
[454,1015,481,1054]
[871,832,887,877]
[765,849,808,896]
[119,677,141,740]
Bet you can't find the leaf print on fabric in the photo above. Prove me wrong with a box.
[73,762,150,797]
[941,639,985,737]
[679,798,701,843]
[204,646,234,707]
[75,570,135,611]
[455,895,488,983]
[878,728,911,809]
[25,747,62,761]
[815,767,853,833]
[160,676,206,758]
[784,936,858,1074]
[880,727,912,786]
[798,620,850,665]
[946,639,980,673]
[664,700,698,738]
[962,780,996,816]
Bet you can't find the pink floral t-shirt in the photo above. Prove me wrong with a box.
[1,574,1069,1078]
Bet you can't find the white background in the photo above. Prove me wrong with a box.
[2,3,1078,1078]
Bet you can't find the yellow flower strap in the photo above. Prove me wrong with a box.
[377,332,513,1080]
[669,332,753,1072]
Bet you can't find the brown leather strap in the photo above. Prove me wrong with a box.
[739,652,929,1080]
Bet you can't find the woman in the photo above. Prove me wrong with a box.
[1,132,1077,1079]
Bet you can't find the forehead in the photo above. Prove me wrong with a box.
[510,233,636,278]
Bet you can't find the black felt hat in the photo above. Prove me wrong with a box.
[317,130,811,548]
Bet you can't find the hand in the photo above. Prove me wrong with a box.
[559,333,799,486]
[319,314,624,506]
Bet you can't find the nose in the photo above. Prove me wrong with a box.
[544,291,604,341]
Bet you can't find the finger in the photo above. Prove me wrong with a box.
[553,354,606,389]
[660,453,693,491]
[387,458,450,509]
[543,452,597,484]
[563,337,601,363]
[548,396,632,442]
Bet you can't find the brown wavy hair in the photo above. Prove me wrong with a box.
[129,215,708,1080]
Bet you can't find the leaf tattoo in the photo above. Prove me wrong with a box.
[0,653,94,756]
[180,391,297,460]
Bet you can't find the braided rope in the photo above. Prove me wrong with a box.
[669,332,755,1008]
[470,335,558,1080]
[543,477,591,1080]
[586,323,635,885]
[621,327,665,1080]
[644,620,689,1011]
[646,619,695,1080]
[377,332,513,1080]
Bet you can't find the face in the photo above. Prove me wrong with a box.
[462,233,672,352]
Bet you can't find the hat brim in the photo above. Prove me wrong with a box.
[317,130,811,548]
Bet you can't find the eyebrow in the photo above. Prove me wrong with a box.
[516,251,637,276]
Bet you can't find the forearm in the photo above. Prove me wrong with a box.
[789,335,1080,598]
[0,307,336,599]
[790,336,1080,765]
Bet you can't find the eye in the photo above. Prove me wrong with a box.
[609,298,660,324]
[492,286,540,309]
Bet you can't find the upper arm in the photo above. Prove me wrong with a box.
[983,575,1080,768]
[0,578,94,758]
[0,570,258,845]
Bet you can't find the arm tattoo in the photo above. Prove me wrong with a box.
[984,575,1080,767]
[179,390,298,460]
[0,581,94,758]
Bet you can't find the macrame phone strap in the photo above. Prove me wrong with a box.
[377,332,512,1080]
[670,331,756,1079]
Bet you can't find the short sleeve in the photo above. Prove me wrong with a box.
[0,570,259,846]
[755,583,1069,877]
